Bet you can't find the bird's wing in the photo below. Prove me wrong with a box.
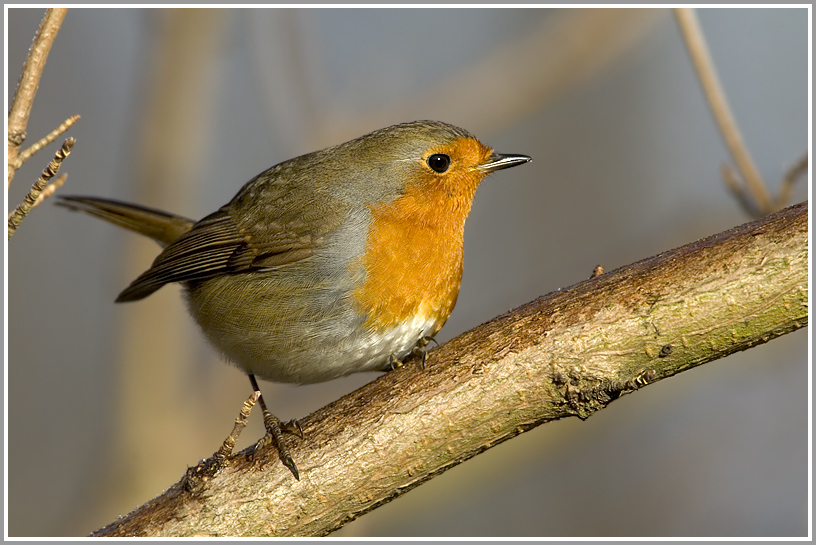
[116,206,322,302]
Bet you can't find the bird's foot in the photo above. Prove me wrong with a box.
[411,336,438,370]
[253,409,301,480]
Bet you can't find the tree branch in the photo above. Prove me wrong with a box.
[93,202,808,537]
[674,8,772,215]
[7,8,68,186]
[674,9,808,216]
[13,114,80,170]
[7,138,74,239]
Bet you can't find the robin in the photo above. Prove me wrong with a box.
[58,120,531,479]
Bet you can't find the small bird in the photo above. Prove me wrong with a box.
[58,120,531,479]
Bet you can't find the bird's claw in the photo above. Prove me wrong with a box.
[282,418,304,439]
[411,336,438,370]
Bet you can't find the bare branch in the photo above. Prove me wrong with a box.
[211,391,260,470]
[14,114,80,169]
[31,172,68,208]
[721,163,761,217]
[8,138,75,239]
[776,153,808,210]
[674,8,772,215]
[7,8,68,186]
[92,202,808,537]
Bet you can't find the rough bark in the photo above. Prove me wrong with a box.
[93,201,808,537]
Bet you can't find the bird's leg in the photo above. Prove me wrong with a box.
[411,336,438,370]
[389,336,438,371]
[249,374,301,480]
[389,353,404,370]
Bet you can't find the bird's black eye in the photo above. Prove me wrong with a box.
[427,153,451,173]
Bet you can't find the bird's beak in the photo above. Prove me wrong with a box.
[476,153,532,173]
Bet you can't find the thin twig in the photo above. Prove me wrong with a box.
[8,138,75,239]
[721,164,760,217]
[180,391,259,494]
[213,391,260,466]
[31,172,68,208]
[7,8,68,187]
[674,8,772,215]
[775,153,808,210]
[14,114,80,169]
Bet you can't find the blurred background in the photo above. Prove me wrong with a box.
[6,7,808,537]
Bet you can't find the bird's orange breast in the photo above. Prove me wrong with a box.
[351,136,493,333]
